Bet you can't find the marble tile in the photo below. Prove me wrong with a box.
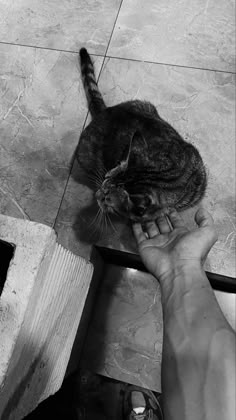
[0,43,103,225]
[108,0,235,72]
[56,57,236,277]
[81,266,163,392]
[0,0,121,55]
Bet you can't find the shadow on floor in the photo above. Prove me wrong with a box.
[25,370,161,420]
[23,371,124,420]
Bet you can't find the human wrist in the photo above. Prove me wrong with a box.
[159,259,203,283]
[159,262,232,341]
[158,260,211,301]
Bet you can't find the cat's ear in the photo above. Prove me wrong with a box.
[130,131,148,155]
[123,131,147,168]
[120,131,147,171]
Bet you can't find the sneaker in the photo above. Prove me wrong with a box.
[123,385,163,420]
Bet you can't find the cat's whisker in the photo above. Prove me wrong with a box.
[87,175,102,189]
[88,210,106,241]
[88,207,102,229]
[94,163,106,179]
[88,171,103,184]
[107,213,119,236]
[95,169,104,182]
[87,172,100,181]
[90,167,106,187]
[95,211,106,241]
[95,210,103,229]
[106,214,110,232]
[103,212,109,234]
[112,207,122,218]
[86,177,97,188]
[101,161,108,176]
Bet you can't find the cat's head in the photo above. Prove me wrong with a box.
[95,131,172,222]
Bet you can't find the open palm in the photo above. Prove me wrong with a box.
[133,208,218,281]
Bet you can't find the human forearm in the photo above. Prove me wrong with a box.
[159,265,236,420]
[159,262,234,328]
[132,209,235,418]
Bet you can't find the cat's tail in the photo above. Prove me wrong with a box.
[79,48,106,118]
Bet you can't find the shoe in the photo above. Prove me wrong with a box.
[123,385,163,420]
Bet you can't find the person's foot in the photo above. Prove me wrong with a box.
[123,385,163,420]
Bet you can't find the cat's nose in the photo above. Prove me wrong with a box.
[96,190,111,205]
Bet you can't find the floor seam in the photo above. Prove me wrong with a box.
[52,116,89,231]
[102,54,236,75]
[94,0,125,84]
[103,0,124,58]
[0,40,79,53]
[0,40,234,75]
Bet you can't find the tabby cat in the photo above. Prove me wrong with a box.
[77,48,207,222]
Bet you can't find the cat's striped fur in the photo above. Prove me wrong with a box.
[79,48,106,117]
[78,48,207,222]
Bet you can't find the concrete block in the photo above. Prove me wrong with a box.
[0,215,93,420]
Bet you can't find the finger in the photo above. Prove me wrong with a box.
[195,208,214,228]
[145,221,159,238]
[195,208,218,245]
[155,214,171,234]
[168,210,185,229]
[132,223,146,243]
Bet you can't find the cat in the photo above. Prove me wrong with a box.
[77,48,207,223]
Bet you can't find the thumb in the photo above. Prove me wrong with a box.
[195,207,218,245]
[195,207,214,228]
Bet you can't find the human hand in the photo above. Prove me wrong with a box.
[132,208,218,282]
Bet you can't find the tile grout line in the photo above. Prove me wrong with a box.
[52,120,89,232]
[0,40,234,75]
[103,0,124,59]
[89,0,125,84]
[103,54,236,75]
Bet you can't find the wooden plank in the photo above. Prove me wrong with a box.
[0,215,93,420]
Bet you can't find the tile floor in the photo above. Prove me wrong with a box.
[0,0,235,393]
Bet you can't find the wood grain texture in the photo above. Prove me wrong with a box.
[0,215,93,420]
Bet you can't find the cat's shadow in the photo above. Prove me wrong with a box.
[71,159,137,252]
